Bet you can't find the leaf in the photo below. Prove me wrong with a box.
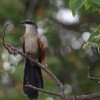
[87,0,100,12]
[69,0,85,16]
[84,0,91,10]
[92,0,100,6]
[88,25,100,43]
[83,25,100,51]
[83,42,93,49]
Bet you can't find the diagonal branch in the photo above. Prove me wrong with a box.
[1,24,100,100]
[3,43,66,99]
[2,24,66,100]
[25,84,61,97]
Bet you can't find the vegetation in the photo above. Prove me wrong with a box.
[0,0,100,100]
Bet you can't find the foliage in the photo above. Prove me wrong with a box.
[83,25,100,52]
[69,0,100,16]
[69,0,100,54]
[0,0,100,100]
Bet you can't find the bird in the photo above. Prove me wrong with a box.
[20,20,45,100]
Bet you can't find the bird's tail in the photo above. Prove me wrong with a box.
[23,58,43,99]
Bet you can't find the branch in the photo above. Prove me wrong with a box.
[1,24,100,100]
[25,84,61,97]
[2,24,66,100]
[76,93,100,100]
[88,67,100,83]
[66,93,100,100]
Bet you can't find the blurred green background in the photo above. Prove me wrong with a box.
[0,0,100,100]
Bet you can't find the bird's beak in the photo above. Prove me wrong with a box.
[20,21,25,24]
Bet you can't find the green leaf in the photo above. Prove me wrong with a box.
[92,0,100,6]
[84,0,91,10]
[87,0,100,12]
[88,25,100,42]
[69,0,85,16]
[83,25,100,50]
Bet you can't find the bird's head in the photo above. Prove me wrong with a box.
[20,20,38,29]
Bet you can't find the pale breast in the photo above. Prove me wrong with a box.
[24,36,39,54]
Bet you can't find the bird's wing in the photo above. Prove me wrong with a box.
[38,37,45,62]
[22,37,25,53]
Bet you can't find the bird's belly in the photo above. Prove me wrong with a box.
[25,38,39,54]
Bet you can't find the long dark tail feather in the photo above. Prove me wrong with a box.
[23,58,43,100]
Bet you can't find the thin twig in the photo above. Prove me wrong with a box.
[2,24,10,51]
[66,93,100,100]
[76,93,100,100]
[88,67,100,83]
[25,84,61,97]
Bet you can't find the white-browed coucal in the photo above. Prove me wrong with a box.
[20,20,45,100]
